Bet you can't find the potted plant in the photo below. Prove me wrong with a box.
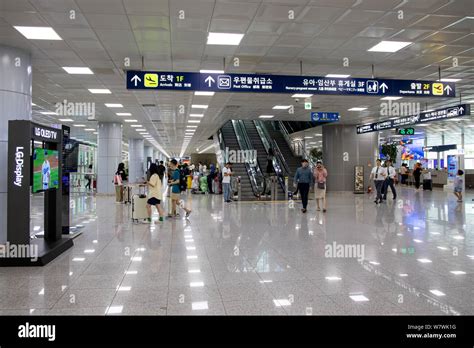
[380,143,397,163]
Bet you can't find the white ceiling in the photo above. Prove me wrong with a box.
[0,0,473,156]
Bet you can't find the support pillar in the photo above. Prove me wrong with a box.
[129,138,145,183]
[0,46,32,243]
[97,122,122,194]
[322,124,378,192]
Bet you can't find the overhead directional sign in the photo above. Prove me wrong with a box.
[311,112,340,122]
[423,144,457,152]
[126,71,456,98]
[356,104,470,134]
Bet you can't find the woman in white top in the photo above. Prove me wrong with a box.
[146,163,165,223]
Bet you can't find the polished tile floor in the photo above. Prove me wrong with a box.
[1,187,473,316]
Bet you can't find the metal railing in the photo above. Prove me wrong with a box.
[254,120,289,194]
[231,120,265,198]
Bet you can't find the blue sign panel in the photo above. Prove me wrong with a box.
[126,71,456,98]
[356,104,470,134]
[311,112,340,122]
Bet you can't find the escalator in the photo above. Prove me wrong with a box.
[220,121,260,200]
[262,121,302,185]
[242,120,286,195]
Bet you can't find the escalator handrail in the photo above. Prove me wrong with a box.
[231,120,264,197]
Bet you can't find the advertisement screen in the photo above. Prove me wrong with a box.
[32,148,59,193]
[400,142,424,161]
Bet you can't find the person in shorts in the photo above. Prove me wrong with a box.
[454,169,464,203]
[146,163,165,223]
[168,159,191,218]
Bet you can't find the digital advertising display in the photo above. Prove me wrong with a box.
[32,148,59,193]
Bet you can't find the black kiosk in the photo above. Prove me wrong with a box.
[1,120,74,266]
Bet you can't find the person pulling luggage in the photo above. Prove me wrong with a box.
[146,163,165,223]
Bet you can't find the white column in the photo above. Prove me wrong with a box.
[129,138,145,183]
[97,122,122,194]
[0,45,32,243]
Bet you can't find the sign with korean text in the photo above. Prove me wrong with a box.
[311,112,340,122]
[127,71,456,98]
[357,104,470,134]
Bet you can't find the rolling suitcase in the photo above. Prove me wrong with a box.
[423,179,432,191]
[123,185,133,204]
[132,185,148,222]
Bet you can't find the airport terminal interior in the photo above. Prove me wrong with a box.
[0,0,473,316]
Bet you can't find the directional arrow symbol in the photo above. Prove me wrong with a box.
[131,75,141,87]
[444,85,452,95]
[380,83,388,93]
[205,75,215,87]
[459,107,464,113]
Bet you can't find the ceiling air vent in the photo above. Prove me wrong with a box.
[142,104,156,107]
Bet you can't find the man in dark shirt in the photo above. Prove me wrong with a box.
[157,161,166,183]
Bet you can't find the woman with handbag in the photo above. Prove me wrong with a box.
[313,161,328,212]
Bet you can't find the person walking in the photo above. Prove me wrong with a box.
[413,162,422,191]
[370,159,387,204]
[114,162,127,203]
[146,163,165,223]
[454,170,464,202]
[383,160,397,200]
[294,159,313,213]
[400,163,408,185]
[168,159,191,218]
[313,161,328,212]
[222,162,233,202]
[208,163,216,194]
[157,160,166,183]
[85,164,93,191]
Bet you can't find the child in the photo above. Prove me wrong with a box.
[168,159,192,218]
[454,170,464,203]
[146,163,165,223]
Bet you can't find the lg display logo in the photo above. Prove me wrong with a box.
[13,146,24,187]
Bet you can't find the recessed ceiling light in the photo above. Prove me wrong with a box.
[136,129,146,132]
[273,105,291,110]
[325,276,342,281]
[31,102,37,106]
[116,112,131,116]
[381,97,402,101]
[130,125,142,128]
[259,115,274,119]
[14,26,62,40]
[348,107,367,111]
[73,124,86,127]
[88,88,111,94]
[191,301,209,310]
[124,119,137,123]
[58,118,73,122]
[62,67,94,75]
[207,32,244,45]
[85,128,95,131]
[189,114,204,117]
[438,78,461,82]
[191,105,208,109]
[194,91,215,96]
[187,125,198,128]
[105,103,123,108]
[304,136,313,139]
[40,111,57,115]
[399,273,408,277]
[368,41,412,52]
[188,120,201,123]
[292,94,313,98]
[198,69,224,74]
[326,74,350,78]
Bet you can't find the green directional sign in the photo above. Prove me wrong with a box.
[397,128,415,136]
